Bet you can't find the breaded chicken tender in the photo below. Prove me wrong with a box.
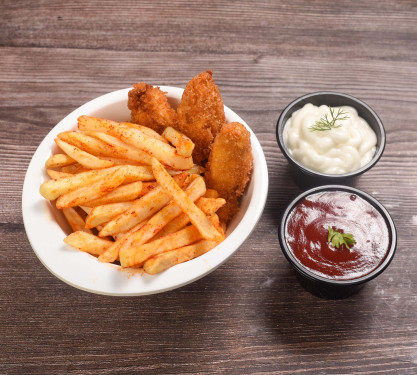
[177,71,225,164]
[128,83,177,134]
[205,122,253,223]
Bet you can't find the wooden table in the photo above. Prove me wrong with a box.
[2,1,417,373]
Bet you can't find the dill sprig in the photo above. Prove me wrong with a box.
[309,106,349,132]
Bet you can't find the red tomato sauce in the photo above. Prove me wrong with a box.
[285,191,391,280]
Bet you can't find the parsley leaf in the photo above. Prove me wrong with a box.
[328,227,356,250]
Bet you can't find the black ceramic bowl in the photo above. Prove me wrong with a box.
[276,92,386,188]
[278,185,397,299]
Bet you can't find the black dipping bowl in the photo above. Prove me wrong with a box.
[276,92,386,188]
[278,185,397,299]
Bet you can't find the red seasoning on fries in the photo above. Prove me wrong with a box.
[39,71,253,275]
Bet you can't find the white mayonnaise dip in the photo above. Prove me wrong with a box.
[283,103,377,174]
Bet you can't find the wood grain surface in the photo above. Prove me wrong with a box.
[1,1,417,374]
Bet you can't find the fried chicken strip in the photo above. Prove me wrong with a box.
[177,70,225,164]
[205,122,253,223]
[128,83,178,134]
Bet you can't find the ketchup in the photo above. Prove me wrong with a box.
[285,191,391,280]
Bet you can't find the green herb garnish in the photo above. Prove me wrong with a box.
[328,227,356,250]
[309,106,349,132]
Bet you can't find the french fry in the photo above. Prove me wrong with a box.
[120,223,202,267]
[118,176,206,255]
[99,157,145,166]
[56,168,126,209]
[45,154,76,169]
[143,240,219,274]
[57,131,118,158]
[55,138,114,169]
[84,131,154,165]
[97,221,146,263]
[139,181,158,197]
[152,158,223,242]
[79,206,92,214]
[60,163,90,174]
[85,201,134,229]
[121,122,169,144]
[40,165,154,201]
[64,231,113,256]
[196,197,226,214]
[203,189,219,198]
[119,215,220,267]
[46,169,72,179]
[78,116,193,170]
[112,232,126,241]
[168,165,204,176]
[62,207,92,234]
[99,172,190,237]
[82,181,142,207]
[152,197,226,240]
[162,126,195,157]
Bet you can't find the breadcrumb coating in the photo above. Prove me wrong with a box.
[205,122,253,223]
[128,83,178,134]
[176,71,225,164]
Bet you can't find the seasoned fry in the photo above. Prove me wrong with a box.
[117,176,206,256]
[62,207,92,234]
[152,158,223,241]
[99,172,190,237]
[60,163,90,174]
[55,138,114,169]
[143,240,219,274]
[84,131,153,165]
[40,165,154,201]
[152,197,226,240]
[46,169,72,179]
[57,131,117,158]
[162,127,195,157]
[64,231,113,256]
[56,168,126,209]
[120,223,203,267]
[41,167,113,200]
[99,189,169,236]
[79,206,92,214]
[203,189,219,198]
[139,181,158,197]
[99,157,145,166]
[45,154,76,169]
[98,221,146,263]
[82,181,142,207]
[78,116,193,170]
[167,165,204,176]
[85,201,134,229]
[120,215,220,267]
[121,122,169,144]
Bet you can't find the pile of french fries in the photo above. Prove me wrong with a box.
[40,116,227,274]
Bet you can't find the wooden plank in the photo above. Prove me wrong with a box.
[1,0,417,373]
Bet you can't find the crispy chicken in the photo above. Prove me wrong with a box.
[176,70,225,164]
[205,122,253,223]
[128,83,177,134]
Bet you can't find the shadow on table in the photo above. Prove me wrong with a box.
[260,263,380,352]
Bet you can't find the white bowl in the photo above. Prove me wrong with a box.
[22,87,269,296]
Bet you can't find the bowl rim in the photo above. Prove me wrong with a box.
[276,91,386,179]
[278,184,397,286]
[22,86,269,296]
